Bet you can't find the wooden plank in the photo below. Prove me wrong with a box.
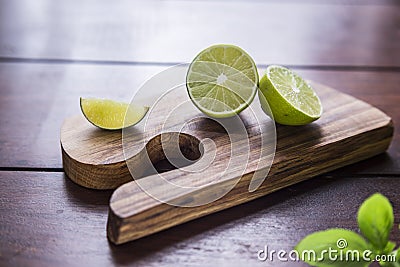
[0,0,399,66]
[0,63,399,174]
[0,171,399,266]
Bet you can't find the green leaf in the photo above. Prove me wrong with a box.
[383,241,396,255]
[378,249,400,267]
[357,193,394,250]
[379,262,400,267]
[295,228,371,267]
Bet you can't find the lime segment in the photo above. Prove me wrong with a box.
[186,44,258,118]
[259,65,323,125]
[80,98,149,130]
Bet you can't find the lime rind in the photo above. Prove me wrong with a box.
[80,97,149,130]
[267,65,322,118]
[186,44,258,118]
[259,65,323,126]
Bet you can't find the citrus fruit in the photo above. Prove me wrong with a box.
[186,44,258,118]
[258,65,322,125]
[80,98,149,130]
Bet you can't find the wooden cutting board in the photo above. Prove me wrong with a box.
[60,81,393,245]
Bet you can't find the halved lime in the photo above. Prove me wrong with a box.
[80,98,149,130]
[259,65,323,125]
[186,44,258,118]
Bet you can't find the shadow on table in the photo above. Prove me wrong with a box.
[63,174,113,206]
[106,175,338,265]
[328,152,398,175]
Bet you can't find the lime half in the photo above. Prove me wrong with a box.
[80,98,149,130]
[259,65,322,125]
[186,44,258,118]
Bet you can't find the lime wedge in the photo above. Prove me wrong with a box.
[259,65,323,125]
[80,98,149,130]
[186,44,258,118]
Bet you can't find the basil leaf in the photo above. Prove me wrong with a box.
[383,241,396,255]
[379,249,400,267]
[379,262,400,267]
[396,248,400,264]
[295,228,371,267]
[357,193,394,250]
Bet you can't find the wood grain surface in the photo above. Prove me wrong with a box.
[1,0,399,266]
[0,171,398,267]
[103,84,393,244]
[1,64,399,174]
[0,0,399,67]
[60,81,393,189]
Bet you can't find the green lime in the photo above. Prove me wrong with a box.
[259,65,323,125]
[186,44,258,118]
[80,98,149,130]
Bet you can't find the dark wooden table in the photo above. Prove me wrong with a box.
[0,1,399,266]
